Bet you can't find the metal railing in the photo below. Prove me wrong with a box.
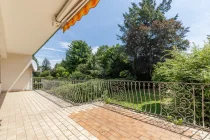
[32,78,43,90]
[33,78,210,129]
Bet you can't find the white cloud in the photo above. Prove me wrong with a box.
[36,54,55,58]
[49,59,62,68]
[130,0,138,3]
[166,0,210,47]
[92,46,99,54]
[50,59,62,62]
[42,47,66,52]
[59,42,70,49]
[187,16,210,46]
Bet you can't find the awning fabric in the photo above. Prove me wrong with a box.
[62,0,100,32]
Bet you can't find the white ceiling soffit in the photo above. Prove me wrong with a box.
[0,0,78,55]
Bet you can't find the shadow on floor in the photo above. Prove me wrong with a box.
[0,92,6,109]
[0,92,6,125]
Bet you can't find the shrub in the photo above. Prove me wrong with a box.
[69,71,92,80]
[40,70,50,77]
[43,80,108,104]
[120,70,130,78]
[152,45,210,83]
[105,98,111,104]
[119,70,134,80]
[152,44,210,127]
[45,76,54,80]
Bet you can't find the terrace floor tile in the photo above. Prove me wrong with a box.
[0,91,209,140]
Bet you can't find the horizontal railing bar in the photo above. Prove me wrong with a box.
[32,77,210,85]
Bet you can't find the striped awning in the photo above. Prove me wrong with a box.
[62,0,100,32]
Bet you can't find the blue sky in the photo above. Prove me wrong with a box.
[35,0,210,68]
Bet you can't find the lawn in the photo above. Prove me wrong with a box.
[106,90,162,115]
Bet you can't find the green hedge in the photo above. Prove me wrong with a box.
[42,80,108,104]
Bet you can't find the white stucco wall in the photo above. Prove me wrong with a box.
[1,53,32,92]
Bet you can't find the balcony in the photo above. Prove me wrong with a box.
[0,91,195,140]
[1,79,208,140]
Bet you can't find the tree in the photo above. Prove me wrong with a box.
[95,44,130,78]
[70,44,130,79]
[55,64,69,78]
[75,54,103,79]
[42,58,51,71]
[95,45,110,77]
[118,0,189,80]
[152,43,210,83]
[207,35,210,43]
[86,55,103,78]
[63,40,92,73]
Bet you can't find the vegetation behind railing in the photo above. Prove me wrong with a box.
[33,78,210,129]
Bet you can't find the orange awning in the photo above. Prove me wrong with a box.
[62,0,100,32]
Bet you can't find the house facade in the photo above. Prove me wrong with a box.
[0,0,99,93]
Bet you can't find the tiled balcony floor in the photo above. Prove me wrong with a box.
[0,91,208,140]
[0,91,97,140]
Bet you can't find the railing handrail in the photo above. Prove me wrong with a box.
[32,77,210,85]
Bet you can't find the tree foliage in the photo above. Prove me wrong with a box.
[69,71,92,80]
[95,44,130,78]
[207,35,210,43]
[52,63,69,78]
[63,40,92,73]
[67,44,130,79]
[40,70,50,77]
[118,0,189,80]
[152,43,210,83]
[42,58,51,71]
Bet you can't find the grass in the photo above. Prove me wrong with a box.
[107,90,162,114]
[109,99,161,114]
